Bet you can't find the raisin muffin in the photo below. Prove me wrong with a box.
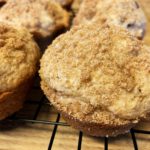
[0,23,40,120]
[40,23,150,136]
[0,0,70,38]
[74,0,146,39]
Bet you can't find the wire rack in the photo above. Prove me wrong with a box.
[2,76,150,150]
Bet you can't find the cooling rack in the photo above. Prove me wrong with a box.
[0,0,149,149]
[1,76,150,150]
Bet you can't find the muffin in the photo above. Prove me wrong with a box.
[40,23,150,136]
[54,0,73,7]
[0,23,40,120]
[74,0,146,39]
[0,0,70,38]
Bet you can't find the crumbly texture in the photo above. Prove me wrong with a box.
[40,23,150,123]
[41,81,136,136]
[54,0,73,7]
[0,23,40,119]
[0,23,40,93]
[74,0,146,39]
[0,0,70,38]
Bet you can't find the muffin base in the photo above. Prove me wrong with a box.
[61,111,135,137]
[41,81,137,137]
[0,79,33,120]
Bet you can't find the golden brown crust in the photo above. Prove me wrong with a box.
[74,0,146,39]
[40,23,150,120]
[0,0,70,38]
[0,23,40,120]
[41,81,136,137]
[0,23,40,92]
[0,78,33,120]
[62,112,135,137]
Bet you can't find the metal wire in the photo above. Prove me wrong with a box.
[2,82,150,150]
[48,114,60,150]
[131,129,138,150]
[104,137,108,150]
[78,132,83,150]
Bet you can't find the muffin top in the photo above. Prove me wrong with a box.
[40,23,150,120]
[74,0,146,39]
[0,23,40,92]
[0,0,70,38]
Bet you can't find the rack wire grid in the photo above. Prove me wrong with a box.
[1,75,150,150]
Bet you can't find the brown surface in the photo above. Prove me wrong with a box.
[0,78,33,120]
[0,23,40,120]
[0,23,40,92]
[73,0,146,39]
[41,80,137,137]
[40,22,150,121]
[0,0,70,38]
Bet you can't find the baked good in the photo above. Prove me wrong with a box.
[40,23,150,136]
[0,0,70,38]
[54,0,73,7]
[0,23,40,120]
[71,0,83,13]
[74,0,146,39]
[137,0,150,121]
